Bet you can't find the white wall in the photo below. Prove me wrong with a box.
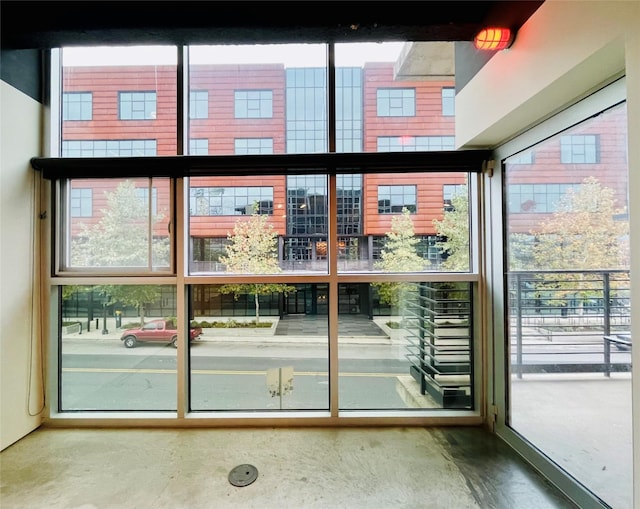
[1,81,44,450]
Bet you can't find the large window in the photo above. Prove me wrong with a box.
[45,43,482,425]
[61,46,177,156]
[502,100,630,508]
[62,177,171,272]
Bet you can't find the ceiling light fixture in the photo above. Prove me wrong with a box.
[474,28,514,50]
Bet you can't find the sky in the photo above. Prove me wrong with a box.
[62,42,405,67]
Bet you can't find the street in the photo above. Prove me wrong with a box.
[60,338,412,411]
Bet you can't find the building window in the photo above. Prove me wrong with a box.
[441,87,455,117]
[235,138,274,154]
[508,183,578,213]
[70,188,92,217]
[378,185,417,213]
[560,135,599,163]
[377,88,415,117]
[63,92,92,121]
[286,68,327,153]
[192,237,229,263]
[337,174,362,235]
[377,136,455,152]
[443,184,466,209]
[508,150,535,164]
[287,175,328,235]
[336,67,363,153]
[189,139,209,155]
[119,91,157,120]
[189,90,208,119]
[135,187,158,214]
[190,187,274,216]
[234,90,273,118]
[62,140,157,157]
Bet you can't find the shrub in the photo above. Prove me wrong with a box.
[206,319,273,329]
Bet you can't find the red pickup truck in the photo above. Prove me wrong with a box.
[120,319,202,348]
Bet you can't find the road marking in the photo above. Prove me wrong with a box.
[62,367,401,377]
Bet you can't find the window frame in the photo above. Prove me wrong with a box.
[38,45,487,426]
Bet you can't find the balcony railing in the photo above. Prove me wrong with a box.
[508,269,631,377]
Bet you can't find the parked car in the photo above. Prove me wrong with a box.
[120,319,202,348]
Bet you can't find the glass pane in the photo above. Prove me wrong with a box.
[60,284,178,411]
[62,46,177,156]
[505,102,631,508]
[190,284,329,411]
[338,282,473,410]
[338,172,469,273]
[188,44,327,155]
[188,175,328,274]
[335,42,455,153]
[64,178,171,272]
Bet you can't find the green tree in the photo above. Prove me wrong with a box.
[530,177,629,307]
[372,208,426,310]
[98,285,161,326]
[72,180,169,268]
[69,180,169,325]
[432,186,469,271]
[219,210,295,323]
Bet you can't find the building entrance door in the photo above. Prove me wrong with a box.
[286,287,307,314]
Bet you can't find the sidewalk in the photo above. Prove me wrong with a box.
[62,314,396,345]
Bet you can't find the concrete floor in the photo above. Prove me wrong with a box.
[1,426,578,509]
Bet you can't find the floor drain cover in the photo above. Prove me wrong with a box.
[228,464,258,487]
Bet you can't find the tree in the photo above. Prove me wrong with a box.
[372,208,426,310]
[98,285,161,326]
[432,186,469,271]
[219,210,295,323]
[69,180,169,325]
[72,180,169,268]
[530,176,629,308]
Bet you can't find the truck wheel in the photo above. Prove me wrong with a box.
[171,336,178,348]
[123,335,137,348]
